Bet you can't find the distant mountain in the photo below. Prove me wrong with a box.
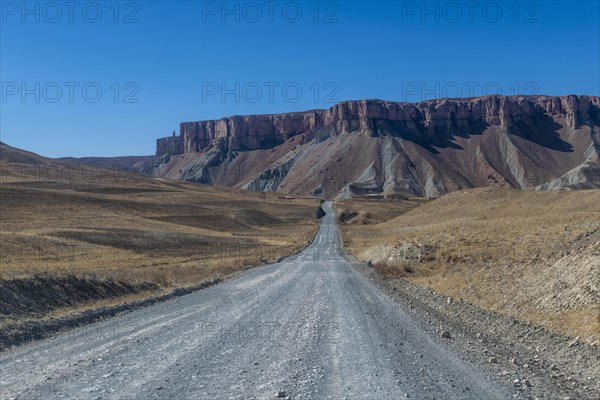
[59,156,153,174]
[0,142,150,184]
[0,143,153,175]
[147,95,600,198]
[1,142,55,165]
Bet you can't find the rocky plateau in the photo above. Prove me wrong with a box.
[148,95,600,198]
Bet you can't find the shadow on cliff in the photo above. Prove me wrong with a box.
[508,115,573,152]
[375,119,487,154]
[375,115,573,154]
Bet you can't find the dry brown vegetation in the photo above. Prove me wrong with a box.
[338,187,600,342]
[0,144,319,326]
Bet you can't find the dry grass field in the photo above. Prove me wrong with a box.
[0,143,319,328]
[337,188,600,342]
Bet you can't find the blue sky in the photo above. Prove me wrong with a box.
[1,1,599,157]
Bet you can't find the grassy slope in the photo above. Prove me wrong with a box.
[338,187,600,341]
[0,144,319,327]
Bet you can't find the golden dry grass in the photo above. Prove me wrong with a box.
[0,144,319,323]
[338,187,600,341]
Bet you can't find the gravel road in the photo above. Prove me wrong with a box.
[0,201,516,399]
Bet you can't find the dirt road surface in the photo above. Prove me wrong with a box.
[0,202,516,399]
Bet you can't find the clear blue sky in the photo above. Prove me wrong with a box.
[1,0,599,157]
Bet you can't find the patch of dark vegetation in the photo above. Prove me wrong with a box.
[49,228,258,255]
[373,261,427,279]
[76,188,176,194]
[338,210,358,223]
[151,214,254,231]
[0,276,158,320]
[233,209,288,226]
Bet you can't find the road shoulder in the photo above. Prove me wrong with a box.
[354,262,600,400]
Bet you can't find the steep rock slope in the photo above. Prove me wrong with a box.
[149,95,600,198]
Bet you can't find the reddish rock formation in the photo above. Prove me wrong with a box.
[150,95,600,198]
[156,95,599,157]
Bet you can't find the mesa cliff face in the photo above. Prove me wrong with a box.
[151,95,600,198]
[157,96,599,156]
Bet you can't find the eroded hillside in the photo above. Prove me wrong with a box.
[149,95,600,198]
